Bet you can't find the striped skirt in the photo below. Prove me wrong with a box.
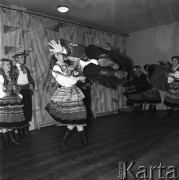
[144,89,161,104]
[127,93,144,106]
[0,94,27,129]
[164,81,179,108]
[46,85,87,126]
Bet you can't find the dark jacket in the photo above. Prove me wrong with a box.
[124,74,152,93]
[12,65,35,90]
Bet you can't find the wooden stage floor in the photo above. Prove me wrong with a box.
[0,110,179,180]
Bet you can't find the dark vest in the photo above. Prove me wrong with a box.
[12,65,35,90]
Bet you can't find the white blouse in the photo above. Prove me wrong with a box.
[79,59,98,69]
[16,64,29,85]
[52,65,78,87]
[0,75,6,98]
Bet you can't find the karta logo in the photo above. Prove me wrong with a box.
[118,162,178,180]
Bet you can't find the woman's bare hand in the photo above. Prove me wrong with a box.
[49,40,64,53]
[77,76,86,82]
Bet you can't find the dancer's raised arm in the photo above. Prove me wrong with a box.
[49,40,65,53]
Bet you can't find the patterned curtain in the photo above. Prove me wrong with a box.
[0,7,126,129]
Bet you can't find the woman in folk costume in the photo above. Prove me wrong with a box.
[143,64,161,112]
[44,52,88,147]
[0,58,28,148]
[163,56,179,120]
[124,57,179,118]
[124,65,149,113]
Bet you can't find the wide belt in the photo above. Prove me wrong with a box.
[18,84,30,90]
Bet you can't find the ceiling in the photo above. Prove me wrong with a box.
[1,0,179,35]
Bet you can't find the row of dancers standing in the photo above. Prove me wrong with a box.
[124,56,179,121]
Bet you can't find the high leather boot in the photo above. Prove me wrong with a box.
[2,132,11,148]
[163,108,173,121]
[149,105,153,112]
[24,126,29,136]
[8,130,20,145]
[17,128,25,140]
[135,104,143,113]
[21,127,29,137]
[151,105,157,112]
[62,129,73,147]
[79,130,88,147]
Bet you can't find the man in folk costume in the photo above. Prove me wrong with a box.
[49,40,131,89]
[12,51,35,137]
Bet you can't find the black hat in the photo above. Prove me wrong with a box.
[143,64,150,71]
[133,65,141,71]
[158,59,172,69]
[61,39,85,58]
[12,51,28,58]
[171,56,179,62]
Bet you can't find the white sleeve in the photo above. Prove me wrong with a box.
[52,65,77,87]
[0,75,6,98]
[0,75,4,83]
[173,71,179,79]
[168,76,174,83]
[79,59,98,68]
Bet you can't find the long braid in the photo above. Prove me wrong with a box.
[0,59,19,94]
[0,68,8,87]
[42,55,58,92]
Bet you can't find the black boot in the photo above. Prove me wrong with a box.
[22,127,29,137]
[2,132,11,148]
[135,104,143,113]
[79,130,88,147]
[163,108,173,121]
[149,105,153,112]
[17,128,25,140]
[152,105,157,112]
[62,129,73,147]
[139,104,143,113]
[8,130,20,145]
[25,126,30,136]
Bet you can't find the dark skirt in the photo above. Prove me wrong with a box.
[164,81,179,108]
[46,85,87,126]
[0,94,27,129]
[144,89,161,104]
[127,93,144,106]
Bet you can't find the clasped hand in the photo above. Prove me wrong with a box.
[77,76,86,82]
